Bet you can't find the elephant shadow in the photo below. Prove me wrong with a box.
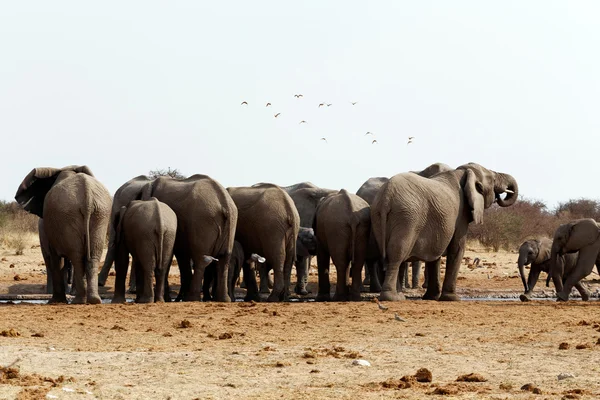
[7,283,46,295]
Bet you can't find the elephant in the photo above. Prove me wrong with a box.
[549,218,600,301]
[98,175,154,291]
[255,182,336,295]
[15,166,112,304]
[516,238,594,301]
[371,162,518,301]
[312,189,370,301]
[356,163,453,293]
[134,175,237,302]
[39,219,73,295]
[112,198,177,303]
[227,184,300,302]
[202,241,266,301]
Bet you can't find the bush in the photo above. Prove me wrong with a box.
[148,167,186,180]
[0,201,39,255]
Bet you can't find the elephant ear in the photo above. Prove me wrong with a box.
[463,169,484,224]
[534,239,551,264]
[114,206,127,245]
[139,181,155,201]
[14,168,64,217]
[67,165,95,177]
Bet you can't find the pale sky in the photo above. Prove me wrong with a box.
[1,1,598,209]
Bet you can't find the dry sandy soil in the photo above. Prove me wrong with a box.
[1,242,600,399]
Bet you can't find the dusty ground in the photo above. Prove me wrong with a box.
[1,242,600,399]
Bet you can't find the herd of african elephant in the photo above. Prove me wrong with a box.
[12,162,600,304]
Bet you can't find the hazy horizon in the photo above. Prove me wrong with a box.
[1,1,598,209]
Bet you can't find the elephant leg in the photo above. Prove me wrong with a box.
[174,251,192,301]
[243,261,260,302]
[403,263,410,289]
[47,250,67,304]
[397,262,408,292]
[258,264,271,294]
[332,257,350,302]
[366,260,382,293]
[83,257,102,305]
[411,261,421,289]
[422,263,429,288]
[64,259,73,295]
[294,256,310,295]
[350,259,365,301]
[188,256,212,302]
[127,261,137,294]
[267,254,287,302]
[202,264,215,302]
[422,259,441,300]
[379,260,406,302]
[214,255,231,302]
[557,248,597,301]
[112,245,129,304]
[71,259,87,304]
[316,249,331,302]
[575,282,591,301]
[439,236,467,301]
[135,257,154,304]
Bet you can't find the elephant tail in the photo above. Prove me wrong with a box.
[349,219,358,283]
[378,207,388,261]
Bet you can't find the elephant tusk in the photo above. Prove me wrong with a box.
[251,254,266,263]
[203,255,219,263]
[504,189,515,194]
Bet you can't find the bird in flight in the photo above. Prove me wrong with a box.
[299,120,307,124]
[318,103,325,108]
[407,139,413,145]
[274,113,281,118]
[326,103,332,107]
[365,132,374,136]
[320,137,327,143]
[241,101,248,105]
[294,94,303,98]
[266,102,271,107]
[372,140,378,145]
[408,136,414,140]
[351,102,358,105]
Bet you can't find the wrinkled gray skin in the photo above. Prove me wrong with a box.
[116,175,237,302]
[112,198,177,303]
[517,238,591,301]
[371,163,518,301]
[15,166,111,304]
[356,163,453,293]
[228,184,300,302]
[311,190,370,301]
[39,219,72,295]
[98,175,154,291]
[549,219,600,301]
[255,182,336,295]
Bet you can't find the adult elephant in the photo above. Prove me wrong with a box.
[356,163,453,292]
[228,184,300,302]
[15,166,111,304]
[517,238,594,301]
[98,175,154,291]
[39,219,73,295]
[371,163,518,301]
[549,219,600,301]
[254,182,336,295]
[126,175,238,302]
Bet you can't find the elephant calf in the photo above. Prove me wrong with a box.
[550,219,600,301]
[112,198,177,303]
[312,189,370,301]
[517,238,592,301]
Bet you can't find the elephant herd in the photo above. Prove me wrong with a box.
[12,162,599,305]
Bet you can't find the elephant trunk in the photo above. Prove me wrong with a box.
[494,172,518,207]
[517,255,529,293]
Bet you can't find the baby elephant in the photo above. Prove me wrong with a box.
[113,198,177,303]
[312,189,370,301]
[517,238,587,301]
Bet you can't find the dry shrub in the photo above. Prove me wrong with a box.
[0,202,38,255]
[468,197,600,252]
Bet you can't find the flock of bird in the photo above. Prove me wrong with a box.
[240,95,415,146]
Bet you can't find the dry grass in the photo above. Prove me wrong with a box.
[0,204,38,255]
